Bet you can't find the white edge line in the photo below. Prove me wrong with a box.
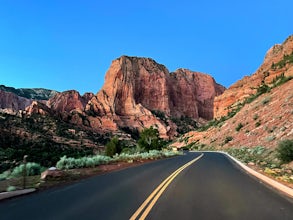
[191,150,293,198]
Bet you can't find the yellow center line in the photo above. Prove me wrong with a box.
[130,153,204,220]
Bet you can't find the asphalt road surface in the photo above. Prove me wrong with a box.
[0,152,292,220]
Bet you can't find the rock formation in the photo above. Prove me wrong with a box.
[0,90,32,112]
[174,78,293,149]
[47,90,94,113]
[169,68,225,120]
[0,85,58,100]
[85,56,225,137]
[214,35,293,118]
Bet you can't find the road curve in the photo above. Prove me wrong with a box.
[0,152,292,220]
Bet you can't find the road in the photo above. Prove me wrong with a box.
[0,152,292,220]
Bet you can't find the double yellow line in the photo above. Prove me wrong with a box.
[130,153,204,220]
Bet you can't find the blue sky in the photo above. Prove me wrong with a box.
[0,0,292,95]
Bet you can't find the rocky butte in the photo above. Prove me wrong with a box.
[85,56,225,137]
[1,56,225,139]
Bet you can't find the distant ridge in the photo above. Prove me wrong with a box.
[0,85,59,100]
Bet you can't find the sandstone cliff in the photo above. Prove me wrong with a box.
[0,90,32,112]
[175,78,293,150]
[47,90,94,113]
[85,56,225,137]
[169,68,225,119]
[214,35,293,118]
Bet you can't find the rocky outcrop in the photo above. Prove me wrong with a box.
[214,35,293,118]
[0,90,32,112]
[176,78,293,149]
[47,90,94,113]
[169,69,225,120]
[25,101,53,116]
[0,56,225,138]
[85,56,225,137]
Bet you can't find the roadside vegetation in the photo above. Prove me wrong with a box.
[277,139,293,163]
[0,126,181,191]
[56,150,180,170]
[186,140,293,185]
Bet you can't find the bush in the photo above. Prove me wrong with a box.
[6,186,16,192]
[277,139,293,163]
[0,171,10,180]
[253,114,259,121]
[55,150,181,170]
[105,136,128,157]
[226,146,267,164]
[138,127,164,151]
[235,123,244,132]
[56,155,112,170]
[256,83,270,95]
[105,137,119,157]
[0,162,43,180]
[10,162,42,178]
[224,136,233,144]
[255,121,261,127]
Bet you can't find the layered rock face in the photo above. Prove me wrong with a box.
[0,90,32,112]
[47,90,94,113]
[169,69,225,119]
[1,56,225,138]
[173,79,293,149]
[86,56,225,136]
[214,35,293,118]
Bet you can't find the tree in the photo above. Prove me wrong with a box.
[277,139,293,163]
[105,137,121,157]
[138,127,163,151]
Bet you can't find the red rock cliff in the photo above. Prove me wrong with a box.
[0,90,32,112]
[86,56,225,136]
[47,90,94,113]
[214,35,293,118]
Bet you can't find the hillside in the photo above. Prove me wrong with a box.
[171,35,293,186]
[0,85,58,100]
[176,78,293,149]
[214,35,293,118]
[173,35,293,151]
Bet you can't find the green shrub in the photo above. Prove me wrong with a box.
[0,171,10,180]
[272,52,293,69]
[224,136,233,144]
[235,123,244,132]
[105,137,120,157]
[255,121,261,127]
[10,162,42,178]
[138,127,164,151]
[277,139,293,163]
[56,155,112,170]
[6,186,16,192]
[226,146,267,164]
[256,83,271,95]
[56,150,180,170]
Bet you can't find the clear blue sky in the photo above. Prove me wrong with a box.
[0,0,292,95]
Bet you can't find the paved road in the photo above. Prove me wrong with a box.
[0,152,292,220]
